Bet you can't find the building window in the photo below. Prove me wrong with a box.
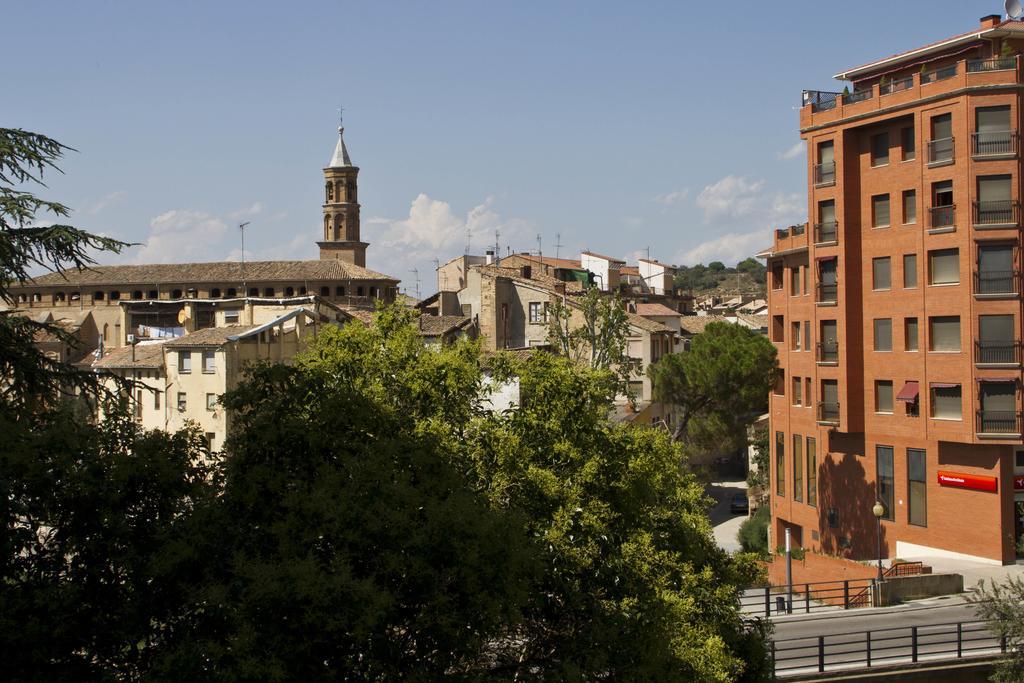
[791,321,801,350]
[929,316,961,352]
[357,286,365,296]
[876,380,894,413]
[528,301,547,324]
[177,392,187,412]
[908,449,927,527]
[901,126,916,161]
[211,288,221,298]
[226,288,237,297]
[134,389,143,419]
[206,393,217,411]
[905,317,919,351]
[202,350,216,373]
[874,318,893,351]
[263,287,274,297]
[979,381,1017,433]
[872,194,891,228]
[109,290,121,301]
[975,105,1012,156]
[789,266,799,296]
[247,287,258,297]
[930,113,953,164]
[774,368,785,396]
[154,390,161,410]
[178,351,192,374]
[979,315,1015,364]
[775,431,785,496]
[224,309,240,324]
[903,254,918,288]
[821,379,839,421]
[771,262,784,290]
[803,320,811,351]
[876,445,895,521]
[872,257,891,290]
[792,376,802,405]
[285,286,295,297]
[336,286,345,296]
[771,315,784,343]
[930,383,962,420]
[93,290,105,301]
[871,131,890,166]
[805,377,812,404]
[806,437,817,507]
[928,248,959,285]
[793,434,803,503]
[977,243,1015,294]
[903,189,917,224]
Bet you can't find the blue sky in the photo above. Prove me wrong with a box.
[5,0,991,295]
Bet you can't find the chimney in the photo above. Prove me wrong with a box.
[521,265,532,279]
[981,14,1001,29]
[485,249,494,265]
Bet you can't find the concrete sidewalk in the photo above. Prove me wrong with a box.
[897,555,1024,589]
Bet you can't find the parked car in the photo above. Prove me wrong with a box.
[729,492,749,514]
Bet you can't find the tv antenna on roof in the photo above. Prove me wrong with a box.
[1007,0,1023,20]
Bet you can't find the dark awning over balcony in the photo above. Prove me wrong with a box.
[896,381,919,402]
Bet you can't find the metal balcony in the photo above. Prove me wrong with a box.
[975,340,1023,365]
[879,75,913,95]
[814,161,836,187]
[927,137,954,165]
[921,63,958,84]
[928,204,956,230]
[973,200,1019,227]
[816,341,839,364]
[817,401,840,425]
[972,131,1018,158]
[814,221,838,244]
[967,57,1016,72]
[974,269,1020,296]
[977,410,1022,435]
[843,89,872,105]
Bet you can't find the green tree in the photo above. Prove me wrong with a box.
[747,425,770,502]
[736,257,767,284]
[738,507,770,556]
[547,286,632,395]
[651,321,777,451]
[970,576,1024,682]
[0,129,127,409]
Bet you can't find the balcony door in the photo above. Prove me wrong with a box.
[979,315,1016,364]
[979,382,1017,434]
[977,243,1015,294]
[820,320,838,362]
[976,106,1011,156]
[977,175,1013,226]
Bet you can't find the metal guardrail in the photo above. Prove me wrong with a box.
[843,89,872,105]
[973,199,1019,226]
[973,130,1018,157]
[773,620,1004,677]
[883,561,924,578]
[967,57,1016,72]
[879,75,913,95]
[921,63,958,84]
[974,270,1020,295]
[814,221,838,244]
[816,340,839,363]
[928,204,956,229]
[977,410,1022,435]
[814,162,836,186]
[803,90,840,112]
[976,339,1023,364]
[742,579,876,618]
[816,283,838,303]
[817,401,840,424]
[927,137,955,164]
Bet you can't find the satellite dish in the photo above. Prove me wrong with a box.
[1008,0,1023,21]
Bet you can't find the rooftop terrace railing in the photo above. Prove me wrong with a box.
[977,410,1022,435]
[879,75,913,95]
[967,56,1016,72]
[921,62,958,84]
[842,89,872,105]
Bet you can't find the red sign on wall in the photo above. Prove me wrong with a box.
[937,470,998,493]
[1014,475,1024,491]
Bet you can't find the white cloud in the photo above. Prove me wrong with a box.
[228,202,264,220]
[366,193,531,295]
[675,230,767,266]
[128,209,230,264]
[80,191,127,216]
[654,188,690,205]
[695,175,766,221]
[778,142,804,160]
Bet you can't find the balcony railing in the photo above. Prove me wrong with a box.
[967,57,1016,73]
[977,410,1022,435]
[814,221,838,244]
[974,269,1020,295]
[928,204,956,229]
[973,200,1019,227]
[803,90,840,112]
[843,89,873,105]
[879,75,913,95]
[818,401,840,425]
[972,131,1018,157]
[817,341,839,364]
[791,224,805,236]
[927,137,955,165]
[975,340,1023,365]
[814,161,836,187]
[816,282,838,304]
[921,63,958,84]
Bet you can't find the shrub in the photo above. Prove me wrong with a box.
[738,506,770,554]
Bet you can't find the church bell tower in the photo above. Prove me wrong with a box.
[318,123,367,266]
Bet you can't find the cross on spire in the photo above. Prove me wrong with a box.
[338,105,345,129]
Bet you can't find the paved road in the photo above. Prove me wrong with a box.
[707,478,748,554]
[770,596,1001,677]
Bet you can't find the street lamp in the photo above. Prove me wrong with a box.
[872,500,885,582]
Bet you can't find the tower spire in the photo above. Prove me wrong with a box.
[329,106,352,167]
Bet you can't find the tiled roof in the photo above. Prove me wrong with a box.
[836,19,1024,80]
[20,259,398,288]
[627,312,671,334]
[509,253,583,269]
[634,303,680,317]
[417,315,472,337]
[620,266,640,276]
[163,325,260,348]
[679,315,730,335]
[581,250,626,263]
[345,309,375,324]
[93,341,166,369]
[735,312,769,329]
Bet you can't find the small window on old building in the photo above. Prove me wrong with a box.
[357,286,365,296]
[264,287,275,297]
[177,392,187,412]
[285,287,295,297]
[871,132,890,166]
[178,351,192,374]
[227,288,237,297]
[211,288,221,298]
[154,390,161,410]
[336,286,345,296]
[320,286,330,296]
[248,287,259,297]
[171,289,183,299]
[224,309,240,324]
[94,290,105,301]
[206,393,217,411]
[202,350,216,373]
[148,290,158,299]
[874,318,893,351]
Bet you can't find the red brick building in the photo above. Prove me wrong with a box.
[765,15,1024,565]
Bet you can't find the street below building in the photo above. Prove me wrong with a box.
[707,477,748,554]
